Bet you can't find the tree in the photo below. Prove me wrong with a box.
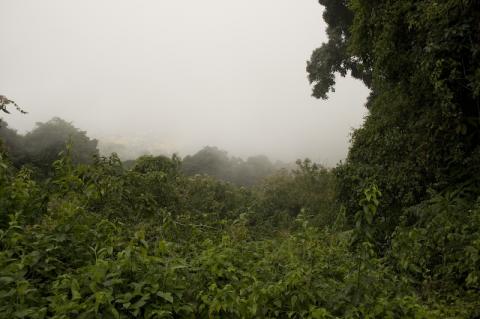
[308,0,480,241]
[182,146,231,180]
[0,120,26,164]
[257,159,335,226]
[21,117,99,172]
[132,154,180,176]
[181,146,277,186]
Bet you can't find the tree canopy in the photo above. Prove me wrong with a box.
[181,146,280,187]
[0,1,479,317]
[0,117,99,174]
[308,0,480,240]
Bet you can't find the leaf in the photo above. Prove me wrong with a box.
[291,295,298,307]
[157,291,173,303]
[70,279,81,301]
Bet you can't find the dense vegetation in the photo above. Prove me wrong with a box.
[0,121,281,187]
[182,146,286,187]
[0,118,99,176]
[308,0,480,241]
[1,0,480,317]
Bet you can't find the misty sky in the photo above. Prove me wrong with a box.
[0,0,369,165]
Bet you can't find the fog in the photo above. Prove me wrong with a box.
[0,0,368,165]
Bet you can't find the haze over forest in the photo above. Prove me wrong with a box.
[1,0,479,317]
[0,0,368,164]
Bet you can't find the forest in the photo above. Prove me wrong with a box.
[1,0,480,318]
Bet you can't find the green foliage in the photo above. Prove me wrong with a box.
[308,0,480,315]
[306,0,369,99]
[132,155,180,176]
[2,0,480,316]
[255,159,336,229]
[0,144,471,317]
[23,118,99,170]
[0,117,99,175]
[310,0,480,247]
[182,146,280,187]
[391,188,480,315]
[0,121,26,165]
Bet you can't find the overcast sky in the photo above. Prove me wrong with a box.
[0,0,368,165]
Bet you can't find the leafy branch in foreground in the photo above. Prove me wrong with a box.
[0,95,27,115]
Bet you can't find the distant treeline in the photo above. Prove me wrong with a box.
[0,117,98,174]
[0,117,284,185]
[1,0,479,315]
[181,146,289,186]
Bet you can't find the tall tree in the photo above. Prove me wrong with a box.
[21,117,99,172]
[308,0,480,239]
